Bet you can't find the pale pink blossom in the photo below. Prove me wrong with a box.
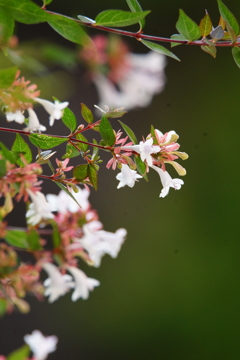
[67,267,100,301]
[122,138,160,167]
[116,164,142,189]
[35,98,69,126]
[6,110,25,124]
[24,330,58,360]
[46,187,90,214]
[26,190,54,225]
[151,165,184,198]
[24,108,46,132]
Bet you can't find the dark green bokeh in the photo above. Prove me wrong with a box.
[1,0,240,359]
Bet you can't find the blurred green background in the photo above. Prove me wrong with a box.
[1,0,240,359]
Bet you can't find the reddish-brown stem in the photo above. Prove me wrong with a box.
[45,10,240,47]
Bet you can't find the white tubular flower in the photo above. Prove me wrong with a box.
[122,138,160,167]
[42,263,74,303]
[116,164,142,189]
[24,330,58,360]
[97,228,127,258]
[151,165,184,198]
[26,190,54,226]
[67,267,100,301]
[46,187,90,214]
[24,108,46,132]
[35,97,69,126]
[6,110,25,124]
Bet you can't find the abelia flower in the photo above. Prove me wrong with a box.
[122,138,160,167]
[42,263,74,303]
[151,165,184,198]
[26,190,54,226]
[35,98,69,126]
[116,164,142,189]
[97,228,127,258]
[67,266,100,301]
[24,108,46,132]
[6,110,25,124]
[24,330,58,360]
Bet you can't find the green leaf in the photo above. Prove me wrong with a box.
[62,143,80,159]
[104,110,127,118]
[48,220,61,248]
[48,14,89,45]
[0,142,18,164]
[232,47,240,68]
[199,12,212,37]
[12,134,32,166]
[88,164,98,190]
[27,230,42,251]
[134,155,148,181]
[92,139,99,160]
[5,230,29,249]
[210,25,224,40]
[43,0,53,5]
[201,45,217,58]
[7,345,30,360]
[0,159,6,177]
[99,115,115,146]
[76,133,89,152]
[62,107,77,133]
[77,15,96,24]
[141,39,180,61]
[73,164,89,181]
[29,134,67,149]
[1,0,51,24]
[217,0,239,37]
[0,66,17,88]
[95,10,150,27]
[170,34,187,47]
[55,182,81,208]
[81,103,93,124]
[126,0,145,29]
[0,298,7,317]
[176,9,201,41]
[0,6,15,45]
[119,120,138,144]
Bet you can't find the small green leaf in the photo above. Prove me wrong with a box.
[134,155,148,181]
[0,298,7,317]
[232,47,240,68]
[92,139,99,160]
[62,107,77,133]
[0,7,15,45]
[202,42,217,56]
[48,14,89,45]
[104,110,127,118]
[141,39,180,61]
[81,103,93,123]
[217,0,239,37]
[176,9,201,41]
[62,143,80,159]
[95,10,150,28]
[210,25,224,40]
[0,142,18,164]
[119,120,138,144]
[170,34,187,47]
[5,230,29,249]
[48,220,61,248]
[29,134,67,149]
[12,134,32,166]
[0,159,6,177]
[88,164,98,190]
[0,66,17,88]
[77,15,96,24]
[126,0,145,29]
[27,230,42,251]
[99,115,115,146]
[201,45,217,58]
[43,0,53,5]
[199,12,212,37]
[1,0,51,24]
[76,133,89,152]
[55,182,81,208]
[7,345,30,360]
[73,164,89,181]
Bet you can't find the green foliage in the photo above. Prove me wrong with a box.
[27,230,42,251]
[232,47,240,68]
[0,142,19,164]
[0,6,15,45]
[48,220,61,248]
[0,66,17,88]
[62,107,77,133]
[7,345,30,360]
[91,139,99,160]
[119,121,138,144]
[62,143,80,159]
[0,159,6,177]
[48,14,90,45]
[201,45,217,58]
[76,133,89,152]
[176,9,201,41]
[81,103,94,124]
[99,116,116,146]
[77,15,96,24]
[43,0,53,5]
[210,25,224,40]
[88,164,98,190]
[1,0,51,24]
[12,134,32,167]
[126,0,145,29]
[29,134,67,149]
[73,164,89,181]
[217,0,239,41]
[95,10,150,27]
[170,34,187,47]
[134,155,148,181]
[0,298,7,317]
[104,110,127,118]
[5,230,29,249]
[199,12,212,37]
[141,39,180,61]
